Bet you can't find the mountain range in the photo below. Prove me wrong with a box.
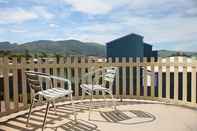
[158,50,197,57]
[0,40,197,57]
[0,40,106,56]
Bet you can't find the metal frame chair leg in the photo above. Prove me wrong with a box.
[70,93,77,122]
[42,101,50,131]
[26,98,35,127]
[88,91,93,120]
[102,90,107,107]
[80,89,86,104]
[52,100,57,114]
[108,91,116,110]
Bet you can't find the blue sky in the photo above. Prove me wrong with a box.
[0,0,197,51]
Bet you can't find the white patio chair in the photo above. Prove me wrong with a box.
[25,71,77,130]
[80,66,118,120]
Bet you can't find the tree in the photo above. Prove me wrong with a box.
[54,53,63,63]
[34,53,38,58]
[24,49,32,58]
[39,52,48,58]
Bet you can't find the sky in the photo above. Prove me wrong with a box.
[0,0,197,51]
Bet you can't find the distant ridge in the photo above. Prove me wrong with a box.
[158,50,197,57]
[0,40,106,56]
[0,40,197,57]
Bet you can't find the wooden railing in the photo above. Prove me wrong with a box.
[0,56,197,117]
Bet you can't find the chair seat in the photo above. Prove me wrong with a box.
[80,84,109,91]
[38,88,73,100]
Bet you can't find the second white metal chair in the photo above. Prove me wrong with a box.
[80,66,118,120]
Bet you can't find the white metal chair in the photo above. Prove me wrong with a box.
[80,66,118,120]
[25,71,77,130]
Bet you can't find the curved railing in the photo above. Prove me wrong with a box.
[0,56,197,117]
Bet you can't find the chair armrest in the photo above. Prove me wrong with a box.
[50,76,72,91]
[80,68,103,80]
[26,71,49,76]
[80,66,118,84]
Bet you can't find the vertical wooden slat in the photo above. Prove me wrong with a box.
[115,57,120,97]
[183,58,187,102]
[191,60,196,104]
[136,57,141,96]
[158,57,163,98]
[59,68,64,88]
[174,57,179,101]
[3,57,10,111]
[13,58,19,111]
[59,57,65,89]
[54,68,58,87]
[28,58,34,103]
[122,57,126,97]
[45,67,50,89]
[52,63,58,88]
[37,58,42,72]
[166,58,170,99]
[143,57,148,97]
[67,57,72,91]
[35,58,43,103]
[81,57,86,96]
[21,58,27,108]
[129,58,133,96]
[74,57,79,97]
[150,57,155,97]
[101,65,106,95]
[87,59,93,92]
[108,58,113,94]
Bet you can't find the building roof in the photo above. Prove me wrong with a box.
[144,42,152,47]
[106,33,144,46]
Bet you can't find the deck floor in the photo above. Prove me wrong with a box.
[0,100,197,131]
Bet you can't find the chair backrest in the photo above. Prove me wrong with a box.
[25,71,50,92]
[103,67,117,83]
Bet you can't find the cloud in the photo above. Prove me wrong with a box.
[63,0,112,15]
[0,6,54,24]
[61,10,197,51]
[49,23,59,28]
[9,29,27,33]
[62,0,197,17]
[32,6,54,19]
[0,8,38,24]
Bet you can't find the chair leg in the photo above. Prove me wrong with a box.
[70,93,77,122]
[52,100,57,114]
[88,91,93,120]
[42,101,50,131]
[108,91,117,110]
[80,89,85,104]
[26,98,35,127]
[102,91,107,107]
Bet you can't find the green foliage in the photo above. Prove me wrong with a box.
[24,49,32,58]
[0,40,106,57]
[158,50,197,58]
[39,52,48,58]
[0,50,11,56]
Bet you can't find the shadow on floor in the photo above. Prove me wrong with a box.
[91,109,156,125]
[0,101,158,131]
[53,119,100,131]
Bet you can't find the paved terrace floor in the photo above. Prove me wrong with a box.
[0,99,197,131]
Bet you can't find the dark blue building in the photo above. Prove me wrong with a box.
[106,33,157,59]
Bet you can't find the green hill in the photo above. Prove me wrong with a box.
[158,50,197,57]
[0,40,106,56]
